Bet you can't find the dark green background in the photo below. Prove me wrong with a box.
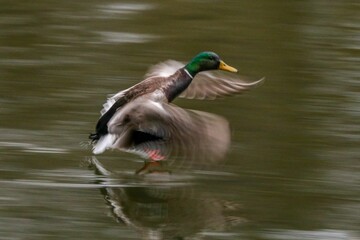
[0,1,359,239]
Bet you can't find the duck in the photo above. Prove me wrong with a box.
[89,51,263,166]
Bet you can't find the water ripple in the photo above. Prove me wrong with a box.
[99,3,154,15]
[0,141,68,154]
[95,31,157,44]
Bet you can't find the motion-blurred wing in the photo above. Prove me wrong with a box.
[144,60,184,78]
[107,99,230,164]
[180,72,264,100]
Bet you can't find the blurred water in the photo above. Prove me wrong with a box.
[0,0,359,239]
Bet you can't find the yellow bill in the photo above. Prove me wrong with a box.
[218,60,238,73]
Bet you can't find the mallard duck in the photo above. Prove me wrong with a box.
[89,52,263,164]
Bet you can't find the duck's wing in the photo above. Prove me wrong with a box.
[180,72,264,100]
[100,89,128,116]
[104,99,230,165]
[89,89,129,142]
[144,60,264,100]
[144,60,184,78]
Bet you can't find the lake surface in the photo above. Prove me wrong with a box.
[0,1,359,239]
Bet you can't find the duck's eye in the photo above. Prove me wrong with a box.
[209,56,215,61]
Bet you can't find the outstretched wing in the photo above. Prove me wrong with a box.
[144,60,184,78]
[180,72,264,100]
[145,60,264,100]
[105,99,230,165]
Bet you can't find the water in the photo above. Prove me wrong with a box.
[0,1,359,239]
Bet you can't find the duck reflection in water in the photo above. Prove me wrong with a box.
[88,157,245,240]
[89,52,263,172]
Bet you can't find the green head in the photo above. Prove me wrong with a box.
[184,51,238,77]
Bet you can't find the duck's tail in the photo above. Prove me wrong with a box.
[91,134,116,154]
[89,132,100,143]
